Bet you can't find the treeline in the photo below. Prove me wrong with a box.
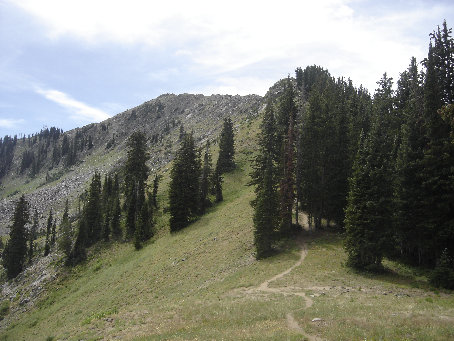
[0,126,99,182]
[2,118,234,278]
[20,127,95,176]
[253,20,454,289]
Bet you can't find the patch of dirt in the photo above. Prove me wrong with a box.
[233,239,324,341]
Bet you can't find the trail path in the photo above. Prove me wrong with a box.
[242,240,323,341]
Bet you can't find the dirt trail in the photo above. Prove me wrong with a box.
[243,240,323,341]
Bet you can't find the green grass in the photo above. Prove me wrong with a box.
[1,118,453,340]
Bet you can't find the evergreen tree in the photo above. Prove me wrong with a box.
[152,174,160,208]
[2,195,29,279]
[101,174,113,242]
[124,132,149,238]
[420,35,454,266]
[69,213,87,265]
[169,132,201,232]
[253,157,279,259]
[59,199,72,262]
[51,218,57,246]
[134,190,153,249]
[279,118,295,235]
[216,117,235,173]
[394,58,428,265]
[250,99,279,258]
[344,104,395,270]
[110,174,122,240]
[44,209,53,256]
[199,142,213,213]
[28,208,38,263]
[85,172,102,244]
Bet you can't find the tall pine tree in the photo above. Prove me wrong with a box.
[124,132,149,239]
[2,195,29,279]
[169,132,201,232]
[216,117,235,173]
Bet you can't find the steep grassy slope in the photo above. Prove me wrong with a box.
[1,126,454,340]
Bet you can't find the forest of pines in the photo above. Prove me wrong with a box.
[251,20,454,288]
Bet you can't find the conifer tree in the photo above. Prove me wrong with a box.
[344,102,394,270]
[199,142,213,213]
[111,193,122,240]
[44,209,53,256]
[124,132,149,238]
[216,117,235,173]
[169,132,201,231]
[59,199,72,262]
[51,218,57,246]
[28,208,38,263]
[152,174,160,208]
[250,99,279,258]
[394,58,428,264]
[2,195,29,279]
[279,119,295,235]
[253,157,279,259]
[86,172,102,244]
[419,31,454,266]
[134,189,154,249]
[69,214,87,265]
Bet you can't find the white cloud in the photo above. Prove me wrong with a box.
[11,0,454,94]
[36,88,110,122]
[0,118,25,128]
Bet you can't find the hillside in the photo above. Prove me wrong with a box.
[0,93,262,234]
[1,159,453,340]
[0,106,453,340]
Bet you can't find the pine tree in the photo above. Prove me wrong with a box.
[253,157,279,259]
[419,32,454,266]
[216,117,235,173]
[28,208,38,263]
[250,99,279,258]
[69,214,87,265]
[124,132,149,238]
[59,199,72,262]
[2,195,29,279]
[344,104,395,270]
[394,58,428,265]
[279,118,295,236]
[44,209,53,256]
[169,132,201,232]
[85,172,102,244]
[152,174,160,208]
[111,192,122,240]
[51,218,57,246]
[199,142,213,213]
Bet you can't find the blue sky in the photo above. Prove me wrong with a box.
[0,0,453,137]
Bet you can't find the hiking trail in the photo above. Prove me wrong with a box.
[240,239,324,341]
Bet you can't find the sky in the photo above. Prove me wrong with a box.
[0,0,453,137]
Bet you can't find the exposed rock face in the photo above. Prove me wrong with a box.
[0,93,263,234]
[0,251,60,329]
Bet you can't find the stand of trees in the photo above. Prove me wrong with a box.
[169,120,233,233]
[252,21,454,289]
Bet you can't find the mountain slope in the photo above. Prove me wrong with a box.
[1,127,453,340]
[0,93,262,234]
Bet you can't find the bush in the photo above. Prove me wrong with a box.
[0,300,10,320]
[430,249,454,290]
